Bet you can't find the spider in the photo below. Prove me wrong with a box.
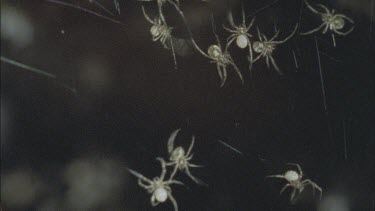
[142,6,178,69]
[252,24,298,75]
[128,157,183,211]
[166,129,206,185]
[266,163,322,203]
[207,44,244,87]
[301,0,354,47]
[223,5,255,67]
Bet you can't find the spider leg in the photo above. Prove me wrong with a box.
[151,194,160,206]
[270,30,280,41]
[185,166,207,186]
[186,135,195,156]
[168,192,179,211]
[246,16,256,32]
[211,14,222,48]
[221,66,228,87]
[241,2,246,26]
[286,163,303,176]
[156,157,168,180]
[262,34,268,42]
[168,129,180,154]
[141,6,155,24]
[188,163,204,168]
[230,61,244,85]
[334,27,354,36]
[257,27,263,41]
[246,37,254,72]
[252,53,263,63]
[316,4,330,14]
[165,180,184,186]
[266,174,285,179]
[217,65,224,85]
[274,24,298,44]
[322,24,330,34]
[335,14,355,23]
[225,36,237,52]
[165,0,210,59]
[300,23,326,35]
[157,1,167,25]
[186,153,194,161]
[301,179,322,199]
[128,168,153,183]
[290,188,298,204]
[169,165,179,180]
[138,179,152,189]
[269,55,283,75]
[223,25,237,33]
[226,34,237,42]
[227,10,236,28]
[265,56,270,68]
[332,33,336,47]
[172,0,180,7]
[280,183,292,194]
[304,0,320,14]
[169,37,178,69]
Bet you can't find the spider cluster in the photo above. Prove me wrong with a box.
[127,129,204,211]
[136,0,355,86]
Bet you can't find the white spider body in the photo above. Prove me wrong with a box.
[154,187,168,202]
[284,170,299,182]
[128,158,183,211]
[166,129,206,185]
[267,163,322,203]
[236,34,248,49]
[301,0,354,47]
[252,25,297,75]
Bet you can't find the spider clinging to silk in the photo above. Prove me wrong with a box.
[141,6,178,69]
[223,4,255,68]
[266,163,322,204]
[251,24,298,75]
[301,0,354,47]
[166,129,206,185]
[207,44,244,87]
[128,157,183,211]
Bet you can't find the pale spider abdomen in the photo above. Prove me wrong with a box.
[150,24,171,42]
[150,25,161,37]
[253,41,265,53]
[284,170,299,182]
[236,34,248,49]
[170,147,185,161]
[332,17,345,30]
[154,187,168,202]
[208,45,222,59]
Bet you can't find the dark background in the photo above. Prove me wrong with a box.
[1,0,374,210]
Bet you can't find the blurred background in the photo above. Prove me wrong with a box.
[1,0,374,210]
